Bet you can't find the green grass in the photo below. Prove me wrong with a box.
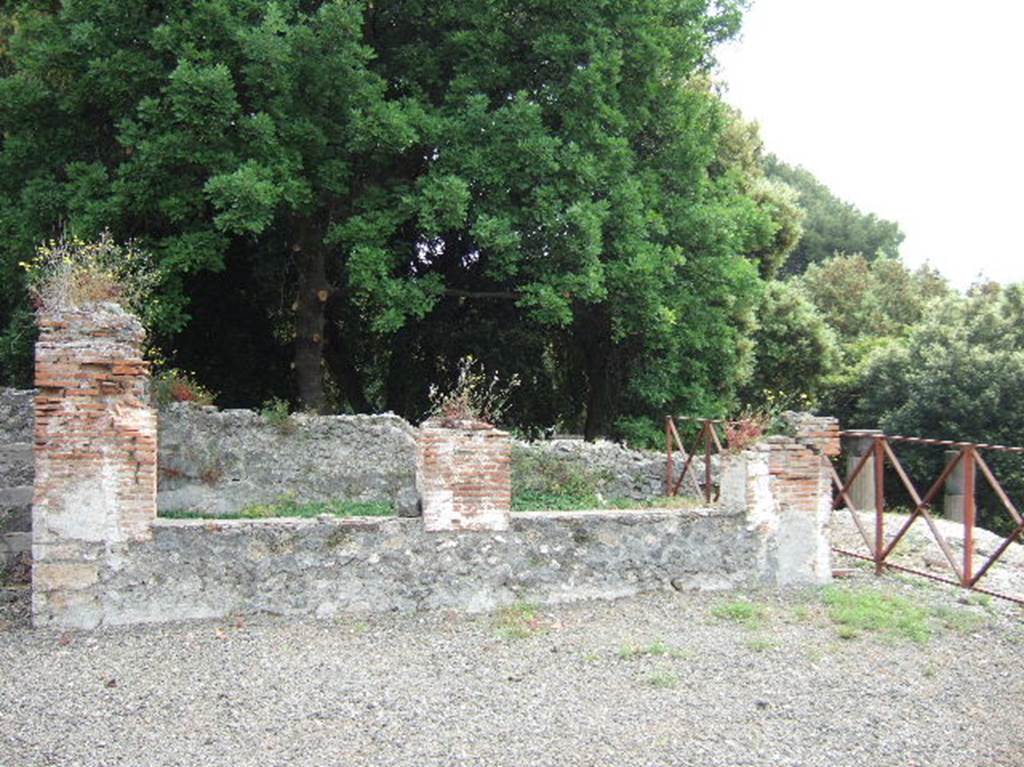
[513,493,700,512]
[495,601,545,639]
[745,637,778,653]
[643,671,680,689]
[823,585,932,643]
[159,498,394,520]
[931,605,984,634]
[710,599,767,628]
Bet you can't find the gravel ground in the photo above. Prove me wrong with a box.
[1,577,1022,767]
[831,509,1024,600]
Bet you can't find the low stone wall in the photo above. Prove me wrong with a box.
[158,404,419,516]
[0,388,33,579]
[512,438,698,500]
[37,509,768,628]
[2,392,689,529]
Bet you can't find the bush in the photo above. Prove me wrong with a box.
[22,230,159,315]
[259,397,293,431]
[152,369,216,407]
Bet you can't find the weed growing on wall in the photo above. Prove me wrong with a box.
[22,230,160,316]
[259,397,294,432]
[428,355,520,426]
[152,369,216,407]
[511,446,604,509]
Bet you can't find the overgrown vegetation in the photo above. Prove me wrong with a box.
[0,1,1014,525]
[159,499,393,520]
[152,369,216,408]
[822,586,933,643]
[259,397,294,431]
[705,586,991,646]
[510,446,697,510]
[21,231,160,316]
[711,600,767,628]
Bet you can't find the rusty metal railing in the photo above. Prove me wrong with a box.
[664,416,727,502]
[832,431,1024,605]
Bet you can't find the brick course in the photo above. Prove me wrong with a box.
[418,419,511,532]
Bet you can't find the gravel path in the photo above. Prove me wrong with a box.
[1,577,1022,767]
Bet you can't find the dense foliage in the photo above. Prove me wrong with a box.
[0,0,805,440]
[765,155,904,276]
[2,0,1020,527]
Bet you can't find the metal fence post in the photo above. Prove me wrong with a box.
[961,447,976,587]
[873,436,886,575]
[665,416,674,496]
[704,421,713,504]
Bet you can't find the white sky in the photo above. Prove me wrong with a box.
[715,0,1024,289]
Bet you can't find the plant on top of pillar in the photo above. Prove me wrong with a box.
[427,355,520,428]
[21,230,160,319]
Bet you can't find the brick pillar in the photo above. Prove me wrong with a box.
[720,436,832,586]
[32,304,157,629]
[417,419,511,532]
[782,411,840,457]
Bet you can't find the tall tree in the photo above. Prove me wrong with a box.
[0,0,423,410]
[1,0,794,438]
[765,155,904,275]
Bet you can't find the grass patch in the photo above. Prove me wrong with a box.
[494,601,545,640]
[513,493,700,512]
[790,605,813,623]
[711,599,766,628]
[617,639,689,659]
[746,637,778,653]
[159,498,393,520]
[822,586,932,643]
[931,605,984,634]
[511,446,701,512]
[643,671,680,689]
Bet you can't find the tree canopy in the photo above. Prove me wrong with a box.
[765,155,904,276]
[0,0,803,441]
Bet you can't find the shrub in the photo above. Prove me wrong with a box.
[428,355,520,426]
[22,230,159,315]
[152,369,216,407]
[259,397,293,431]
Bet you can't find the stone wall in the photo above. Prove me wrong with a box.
[2,396,689,528]
[38,509,766,628]
[512,438,696,500]
[17,303,834,631]
[158,404,419,516]
[0,388,33,579]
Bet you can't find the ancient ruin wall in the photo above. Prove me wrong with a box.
[0,388,33,579]
[32,305,157,628]
[157,404,419,516]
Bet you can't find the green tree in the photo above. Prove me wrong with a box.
[855,284,1024,534]
[1,0,792,439]
[740,280,838,407]
[765,155,904,275]
[794,254,949,423]
[0,0,423,410]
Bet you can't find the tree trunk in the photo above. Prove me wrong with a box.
[578,308,614,441]
[323,292,372,413]
[294,243,328,413]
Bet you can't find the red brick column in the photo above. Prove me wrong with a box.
[766,437,829,512]
[418,419,511,532]
[784,412,840,457]
[32,305,157,628]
